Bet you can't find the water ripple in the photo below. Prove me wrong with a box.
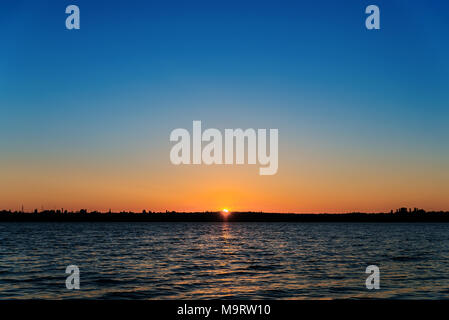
[1,222,449,299]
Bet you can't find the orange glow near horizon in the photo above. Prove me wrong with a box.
[1,146,448,213]
[221,209,231,219]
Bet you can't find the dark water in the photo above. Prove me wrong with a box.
[1,222,449,299]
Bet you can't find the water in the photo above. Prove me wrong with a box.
[1,222,449,299]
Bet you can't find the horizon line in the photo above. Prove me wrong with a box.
[2,207,448,215]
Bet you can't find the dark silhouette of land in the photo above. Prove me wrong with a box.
[1,207,449,222]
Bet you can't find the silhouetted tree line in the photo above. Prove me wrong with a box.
[1,207,449,222]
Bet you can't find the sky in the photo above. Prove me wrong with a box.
[0,0,448,213]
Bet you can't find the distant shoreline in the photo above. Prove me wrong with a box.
[2,210,449,222]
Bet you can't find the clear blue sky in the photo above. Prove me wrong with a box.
[1,0,448,212]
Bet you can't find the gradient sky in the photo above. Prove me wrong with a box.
[1,0,448,212]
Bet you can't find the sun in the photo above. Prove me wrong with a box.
[222,208,229,213]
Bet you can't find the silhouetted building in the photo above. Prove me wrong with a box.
[396,207,408,214]
[394,207,426,214]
